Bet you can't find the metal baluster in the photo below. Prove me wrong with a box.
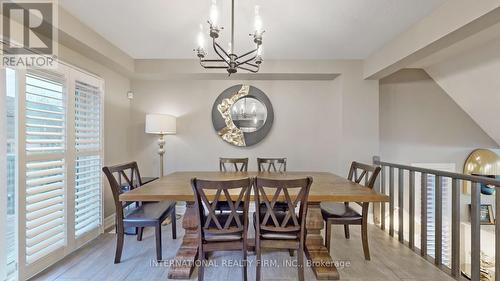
[389,167,395,237]
[409,171,415,249]
[496,185,500,281]
[421,173,428,257]
[451,178,460,277]
[470,182,481,281]
[435,175,442,266]
[381,166,386,231]
[398,168,404,243]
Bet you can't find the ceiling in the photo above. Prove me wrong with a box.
[59,0,446,60]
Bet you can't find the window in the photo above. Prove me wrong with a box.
[74,81,102,238]
[1,64,104,280]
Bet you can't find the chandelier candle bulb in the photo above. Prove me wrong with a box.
[209,0,218,26]
[197,25,205,49]
[254,5,262,33]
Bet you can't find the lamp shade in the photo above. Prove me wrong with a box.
[145,114,176,134]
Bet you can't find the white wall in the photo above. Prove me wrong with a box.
[130,79,342,174]
[379,69,498,169]
[425,37,500,145]
[129,61,379,177]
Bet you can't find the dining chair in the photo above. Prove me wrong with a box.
[216,158,249,212]
[117,171,158,235]
[219,157,249,172]
[257,157,287,172]
[257,157,289,213]
[191,177,252,281]
[102,162,177,263]
[254,177,313,281]
[320,161,381,260]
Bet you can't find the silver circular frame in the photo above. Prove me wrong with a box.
[212,84,274,147]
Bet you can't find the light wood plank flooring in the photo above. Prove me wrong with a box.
[31,218,455,281]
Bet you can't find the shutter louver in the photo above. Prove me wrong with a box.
[25,74,64,153]
[25,160,65,264]
[74,81,101,238]
[24,72,66,265]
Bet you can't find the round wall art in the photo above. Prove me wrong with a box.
[212,84,274,147]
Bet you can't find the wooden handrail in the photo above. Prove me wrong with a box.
[374,159,500,186]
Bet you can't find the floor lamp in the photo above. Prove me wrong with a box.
[145,113,176,178]
[145,114,181,224]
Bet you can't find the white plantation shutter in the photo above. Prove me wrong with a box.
[24,72,66,265]
[5,64,104,280]
[74,81,102,238]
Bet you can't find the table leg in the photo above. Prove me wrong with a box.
[168,201,198,279]
[304,202,340,280]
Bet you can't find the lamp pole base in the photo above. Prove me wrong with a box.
[158,134,166,178]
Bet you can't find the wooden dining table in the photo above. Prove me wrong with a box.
[119,171,389,280]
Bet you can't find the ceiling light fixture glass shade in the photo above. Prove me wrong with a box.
[194,0,264,75]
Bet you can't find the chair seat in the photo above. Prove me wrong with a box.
[124,201,175,224]
[253,211,300,240]
[320,202,362,221]
[259,202,290,212]
[205,233,243,242]
[214,201,245,212]
[202,213,245,242]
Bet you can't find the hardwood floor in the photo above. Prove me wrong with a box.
[31,218,454,281]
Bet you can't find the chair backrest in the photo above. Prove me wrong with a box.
[191,178,252,237]
[254,177,312,235]
[102,162,143,219]
[219,157,248,172]
[347,162,381,212]
[257,158,287,172]
[347,161,381,189]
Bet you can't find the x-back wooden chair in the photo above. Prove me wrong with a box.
[257,157,287,173]
[320,161,381,260]
[192,177,252,281]
[219,157,249,172]
[254,177,312,281]
[102,162,177,263]
[257,157,290,218]
[216,158,249,212]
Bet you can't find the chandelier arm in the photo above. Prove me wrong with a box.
[236,48,258,61]
[200,59,227,62]
[200,64,231,69]
[237,54,258,66]
[242,61,259,68]
[213,40,230,63]
[237,65,259,73]
[202,66,231,69]
[199,59,228,69]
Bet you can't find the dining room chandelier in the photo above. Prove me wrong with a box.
[194,0,264,75]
